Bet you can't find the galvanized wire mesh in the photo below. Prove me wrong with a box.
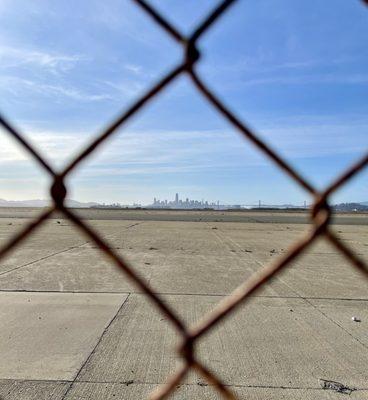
[0,1,368,399]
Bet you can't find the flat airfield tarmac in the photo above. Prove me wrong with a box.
[0,208,367,400]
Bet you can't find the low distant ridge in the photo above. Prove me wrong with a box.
[0,199,98,208]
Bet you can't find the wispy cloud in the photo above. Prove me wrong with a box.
[2,119,366,178]
[241,73,368,86]
[0,128,85,166]
[124,63,143,75]
[32,82,111,101]
[102,79,145,98]
[202,55,362,86]
[203,55,343,76]
[0,45,85,72]
[0,76,112,102]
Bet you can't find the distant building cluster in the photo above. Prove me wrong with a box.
[151,193,224,209]
[150,193,243,210]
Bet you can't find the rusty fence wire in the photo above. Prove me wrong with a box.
[1,1,368,399]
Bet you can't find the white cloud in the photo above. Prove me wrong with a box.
[202,56,363,86]
[1,118,366,179]
[34,83,111,101]
[124,64,143,75]
[102,79,145,98]
[259,125,366,158]
[241,74,368,86]
[0,45,85,72]
[0,127,86,166]
[0,76,112,102]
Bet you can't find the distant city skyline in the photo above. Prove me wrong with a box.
[150,193,308,210]
[151,193,222,209]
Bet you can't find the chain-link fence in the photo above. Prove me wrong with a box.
[1,1,368,399]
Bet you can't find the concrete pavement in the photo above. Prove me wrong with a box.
[0,211,367,399]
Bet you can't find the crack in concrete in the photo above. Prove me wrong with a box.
[0,222,144,278]
[0,245,86,278]
[60,294,131,400]
[0,288,367,303]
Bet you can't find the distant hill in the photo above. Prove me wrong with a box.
[0,199,99,208]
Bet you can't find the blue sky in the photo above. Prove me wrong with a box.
[0,0,367,205]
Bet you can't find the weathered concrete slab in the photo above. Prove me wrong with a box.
[0,380,69,400]
[0,218,85,275]
[77,294,368,388]
[218,224,368,258]
[0,211,367,400]
[0,249,292,296]
[65,381,368,399]
[0,248,149,293]
[0,220,294,296]
[85,220,232,256]
[309,299,368,348]
[276,253,368,299]
[207,225,368,299]
[148,253,293,296]
[210,223,306,257]
[0,218,138,275]
[0,292,127,380]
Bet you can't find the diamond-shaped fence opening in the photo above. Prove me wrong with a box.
[0,1,368,399]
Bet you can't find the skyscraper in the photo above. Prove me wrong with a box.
[175,193,179,205]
